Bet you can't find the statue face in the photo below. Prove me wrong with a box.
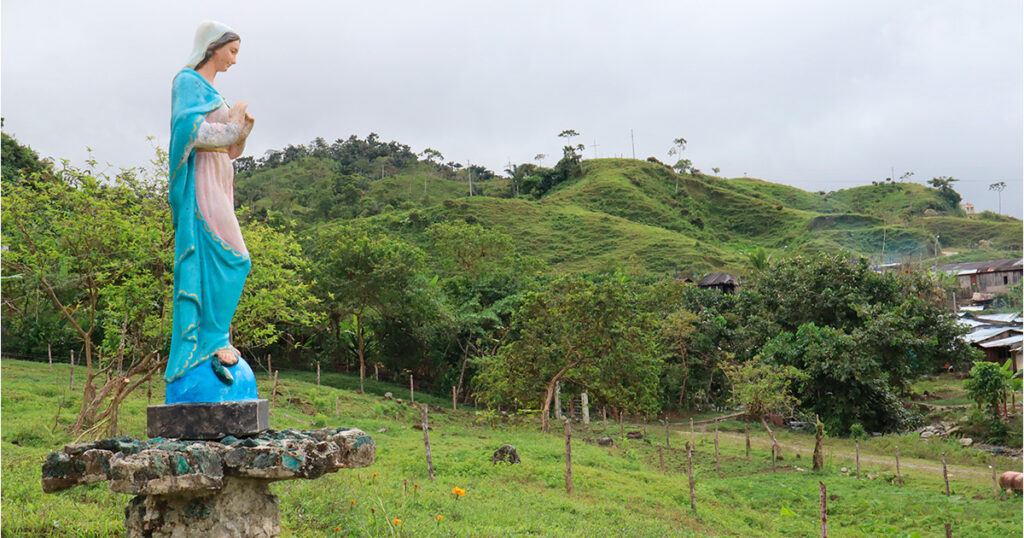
[210,40,240,73]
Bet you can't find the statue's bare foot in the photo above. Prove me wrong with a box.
[216,348,238,366]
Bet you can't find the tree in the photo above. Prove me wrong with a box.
[667,138,688,194]
[310,227,435,393]
[926,176,962,210]
[419,148,445,195]
[533,153,546,166]
[964,361,1012,418]
[476,275,662,432]
[558,129,580,148]
[725,361,805,457]
[989,181,1007,215]
[3,161,170,437]
[504,163,536,199]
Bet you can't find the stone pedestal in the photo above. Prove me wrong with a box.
[126,478,279,537]
[147,399,270,440]
[42,428,375,538]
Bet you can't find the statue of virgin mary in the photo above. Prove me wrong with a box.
[164,21,259,404]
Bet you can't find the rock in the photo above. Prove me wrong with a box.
[625,431,644,439]
[867,474,876,480]
[597,437,614,447]
[840,467,849,473]
[377,428,388,434]
[412,424,428,431]
[126,477,278,538]
[959,438,973,447]
[491,444,521,464]
[919,430,934,439]
[384,392,393,400]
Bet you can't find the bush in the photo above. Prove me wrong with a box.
[849,423,866,440]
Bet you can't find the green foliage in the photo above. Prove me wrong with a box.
[725,361,806,420]
[963,361,1011,415]
[1,131,49,187]
[475,274,663,428]
[849,422,866,440]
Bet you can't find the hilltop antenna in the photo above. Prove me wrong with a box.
[592,139,600,159]
[630,129,636,160]
[467,160,474,197]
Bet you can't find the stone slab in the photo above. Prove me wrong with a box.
[147,400,269,440]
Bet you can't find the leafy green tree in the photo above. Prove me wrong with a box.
[964,361,1013,418]
[476,275,662,432]
[3,161,170,436]
[1,131,49,187]
[926,176,962,210]
[725,361,806,457]
[310,227,436,393]
[558,129,580,148]
[427,220,544,400]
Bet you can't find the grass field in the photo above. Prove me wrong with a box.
[3,359,1021,537]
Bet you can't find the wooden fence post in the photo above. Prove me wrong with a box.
[772,443,777,472]
[689,417,695,447]
[316,362,321,386]
[855,441,861,478]
[714,420,722,478]
[942,453,950,496]
[267,354,272,380]
[564,419,573,494]
[745,424,750,459]
[271,370,279,407]
[944,522,952,538]
[422,405,435,480]
[895,446,903,487]
[602,406,608,431]
[686,442,697,512]
[335,396,340,418]
[819,481,828,538]
[665,418,670,448]
[452,386,457,410]
[48,344,53,371]
[410,374,415,402]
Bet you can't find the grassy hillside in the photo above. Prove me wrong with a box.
[3,359,1021,536]
[237,151,1021,274]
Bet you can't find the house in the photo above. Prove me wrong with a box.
[933,258,1023,300]
[959,312,1024,372]
[697,273,739,294]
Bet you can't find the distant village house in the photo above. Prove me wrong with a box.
[933,258,1022,300]
[697,272,739,294]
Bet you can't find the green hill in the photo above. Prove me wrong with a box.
[235,142,1020,274]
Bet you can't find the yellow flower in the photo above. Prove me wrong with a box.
[392,518,402,526]
[372,472,378,478]
[334,526,340,531]
[349,499,355,506]
[436,515,444,522]
[452,487,466,497]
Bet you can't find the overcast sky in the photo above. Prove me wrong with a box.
[3,1,1022,217]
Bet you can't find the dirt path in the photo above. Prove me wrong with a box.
[683,427,998,478]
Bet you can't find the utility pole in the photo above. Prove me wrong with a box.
[466,160,474,197]
[592,139,599,159]
[630,129,636,160]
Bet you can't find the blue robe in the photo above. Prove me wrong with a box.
[165,67,258,404]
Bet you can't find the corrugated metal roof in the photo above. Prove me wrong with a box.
[978,335,1024,349]
[974,312,1023,324]
[964,327,1021,344]
[933,258,1023,275]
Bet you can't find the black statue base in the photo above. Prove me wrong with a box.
[147,400,269,440]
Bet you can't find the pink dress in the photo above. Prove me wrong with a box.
[193,104,248,255]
